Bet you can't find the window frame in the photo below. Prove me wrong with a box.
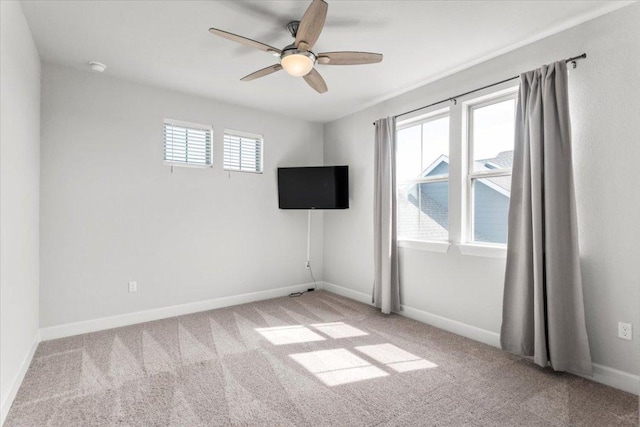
[163,118,213,168]
[463,89,518,247]
[395,107,451,245]
[223,128,264,174]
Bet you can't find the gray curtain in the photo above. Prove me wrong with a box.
[501,61,592,375]
[373,117,400,314]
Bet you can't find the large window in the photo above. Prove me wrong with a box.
[466,93,516,245]
[223,129,263,173]
[396,109,450,242]
[163,119,212,167]
[394,86,517,253]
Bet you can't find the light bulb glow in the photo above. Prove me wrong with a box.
[281,50,316,77]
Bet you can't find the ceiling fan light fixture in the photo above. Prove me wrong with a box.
[280,49,316,77]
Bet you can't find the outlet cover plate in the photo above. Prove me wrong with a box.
[128,281,137,293]
[618,322,632,340]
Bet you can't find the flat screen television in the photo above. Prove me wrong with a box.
[278,166,349,209]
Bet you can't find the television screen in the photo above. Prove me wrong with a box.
[278,166,349,209]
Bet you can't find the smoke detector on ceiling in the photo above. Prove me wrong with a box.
[89,62,107,72]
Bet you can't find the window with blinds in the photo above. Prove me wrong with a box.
[223,129,263,173]
[163,119,212,167]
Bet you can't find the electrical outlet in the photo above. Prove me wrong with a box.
[128,281,137,293]
[618,322,632,340]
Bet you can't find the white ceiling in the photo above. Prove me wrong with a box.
[21,1,632,123]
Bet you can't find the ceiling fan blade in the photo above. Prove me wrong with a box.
[209,27,281,55]
[303,68,328,94]
[317,52,383,65]
[240,64,283,82]
[295,0,328,50]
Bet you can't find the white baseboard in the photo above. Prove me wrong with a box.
[323,282,639,395]
[41,282,320,341]
[397,304,501,348]
[322,281,372,305]
[322,282,500,349]
[574,363,639,396]
[1,331,41,426]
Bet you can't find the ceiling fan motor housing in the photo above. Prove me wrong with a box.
[286,21,300,38]
[281,44,316,61]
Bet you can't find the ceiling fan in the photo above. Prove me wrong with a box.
[208,0,383,94]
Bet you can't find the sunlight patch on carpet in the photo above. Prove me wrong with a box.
[255,325,326,345]
[355,343,437,372]
[289,348,388,386]
[310,322,369,339]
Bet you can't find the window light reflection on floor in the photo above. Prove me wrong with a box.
[289,348,389,386]
[355,343,438,372]
[255,325,326,345]
[310,322,369,339]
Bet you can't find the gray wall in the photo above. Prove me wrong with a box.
[0,0,41,413]
[40,64,324,327]
[323,4,640,375]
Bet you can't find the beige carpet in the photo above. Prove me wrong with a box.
[5,290,638,426]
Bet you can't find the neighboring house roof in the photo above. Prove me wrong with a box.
[419,151,513,194]
[478,150,513,169]
[397,187,448,241]
[420,154,450,177]
[474,151,513,192]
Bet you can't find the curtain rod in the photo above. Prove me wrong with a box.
[373,53,586,125]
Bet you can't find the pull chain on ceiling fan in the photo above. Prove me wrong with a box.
[208,0,383,94]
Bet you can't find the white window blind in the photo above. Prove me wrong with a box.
[224,129,263,173]
[163,119,212,167]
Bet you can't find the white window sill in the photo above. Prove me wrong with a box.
[398,240,450,253]
[457,243,507,258]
